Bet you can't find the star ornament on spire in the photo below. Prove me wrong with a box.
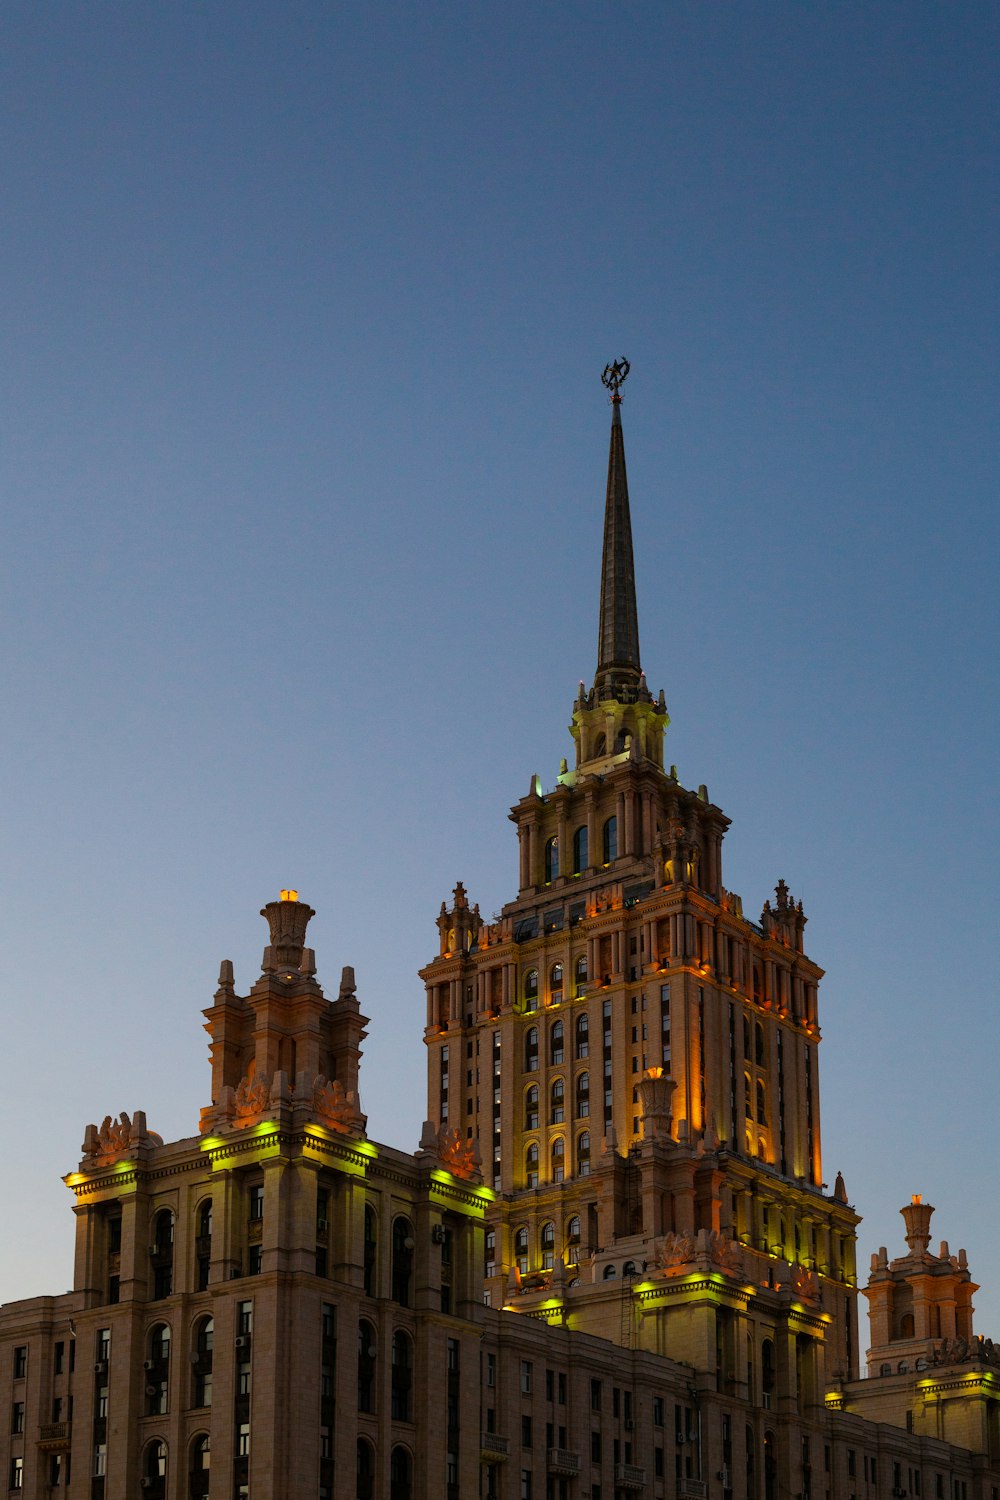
[601,357,630,403]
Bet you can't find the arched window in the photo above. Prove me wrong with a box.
[143,1440,167,1500]
[756,1081,767,1126]
[188,1435,210,1500]
[574,956,588,999]
[525,1026,539,1071]
[572,825,589,873]
[577,1130,591,1177]
[593,733,606,757]
[576,1071,590,1118]
[550,1020,564,1065]
[524,1085,539,1130]
[151,1209,174,1299]
[755,1022,765,1066]
[575,1013,589,1058]
[551,1136,565,1183]
[623,1260,637,1276]
[763,1430,777,1500]
[390,1446,413,1500]
[357,1439,375,1500]
[745,1425,756,1500]
[196,1198,212,1290]
[753,965,763,1004]
[744,1073,753,1120]
[602,816,618,864]
[357,1320,377,1413]
[192,1317,213,1408]
[544,837,559,883]
[524,972,538,1011]
[566,1216,581,1263]
[514,1226,529,1274]
[391,1331,412,1422]
[525,1143,539,1189]
[603,1263,617,1280]
[549,965,563,1005]
[391,1219,414,1307]
[485,1229,496,1277]
[364,1205,377,1296]
[761,1339,775,1406]
[145,1323,170,1415]
[540,1222,555,1269]
[550,1077,565,1124]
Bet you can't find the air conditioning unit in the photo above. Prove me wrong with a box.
[431,1224,446,1244]
[235,1336,251,1351]
[717,1468,731,1487]
[141,1479,153,1489]
[316,1218,328,1232]
[142,1359,154,1371]
[145,1384,158,1397]
[93,1360,108,1375]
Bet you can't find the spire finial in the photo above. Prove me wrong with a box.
[601,358,630,404]
[594,359,642,699]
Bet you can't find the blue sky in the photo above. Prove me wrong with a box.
[2,4,998,1333]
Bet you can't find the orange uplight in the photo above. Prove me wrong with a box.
[646,1066,664,1079]
[912,1193,922,1204]
[280,889,299,902]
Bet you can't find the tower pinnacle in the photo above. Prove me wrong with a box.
[595,359,644,701]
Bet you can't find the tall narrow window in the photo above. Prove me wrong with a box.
[575,1013,589,1058]
[364,1206,377,1296]
[151,1210,174,1299]
[192,1317,213,1408]
[189,1436,210,1500]
[574,956,588,999]
[572,826,588,873]
[145,1324,170,1415]
[576,1071,590,1118]
[550,1077,565,1123]
[551,1136,565,1183]
[514,1227,529,1275]
[524,972,538,1011]
[391,1331,413,1422]
[358,1321,377,1413]
[525,1143,539,1189]
[544,837,559,883]
[390,1446,413,1500]
[540,1222,555,1269]
[524,1086,539,1130]
[196,1198,212,1290]
[525,1027,539,1071]
[549,966,563,1005]
[577,1131,591,1176]
[391,1219,414,1307]
[603,816,618,864]
[550,1020,564,1065]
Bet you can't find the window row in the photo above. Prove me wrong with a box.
[524,1132,590,1187]
[543,817,618,882]
[523,1074,590,1127]
[510,1215,585,1275]
[524,1015,589,1068]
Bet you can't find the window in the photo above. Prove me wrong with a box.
[602,816,618,864]
[391,1331,412,1422]
[520,1360,533,1394]
[11,1401,24,1434]
[551,1136,565,1183]
[566,1216,581,1261]
[525,1026,539,1070]
[544,837,559,883]
[189,1435,210,1500]
[357,1439,375,1500]
[577,1131,591,1176]
[525,1143,539,1188]
[524,970,539,1009]
[550,1077,565,1123]
[13,1346,27,1380]
[514,1227,529,1275]
[391,1218,414,1307]
[572,825,589,873]
[358,1320,377,1413]
[525,1085,539,1130]
[390,1446,412,1500]
[193,1317,213,1407]
[550,967,563,1006]
[364,1205,377,1296]
[540,1222,555,1270]
[576,1072,590,1117]
[145,1322,170,1415]
[10,1457,23,1490]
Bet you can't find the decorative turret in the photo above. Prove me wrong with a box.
[261,889,316,972]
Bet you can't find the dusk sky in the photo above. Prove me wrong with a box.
[2,5,998,1333]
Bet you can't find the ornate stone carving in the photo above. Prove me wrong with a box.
[436,1126,480,1181]
[312,1076,355,1134]
[791,1264,820,1302]
[81,1110,162,1167]
[706,1230,744,1275]
[655,1231,696,1270]
[233,1067,271,1121]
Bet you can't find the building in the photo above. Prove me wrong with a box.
[3,367,999,1499]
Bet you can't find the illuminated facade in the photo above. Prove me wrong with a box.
[2,377,999,1499]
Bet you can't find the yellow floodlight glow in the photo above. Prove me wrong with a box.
[280,889,298,902]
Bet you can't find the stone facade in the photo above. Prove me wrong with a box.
[2,380,999,1499]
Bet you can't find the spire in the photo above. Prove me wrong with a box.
[595,359,644,701]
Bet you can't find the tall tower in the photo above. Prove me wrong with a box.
[420,366,860,1408]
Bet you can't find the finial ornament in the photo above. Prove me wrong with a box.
[601,357,630,402]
